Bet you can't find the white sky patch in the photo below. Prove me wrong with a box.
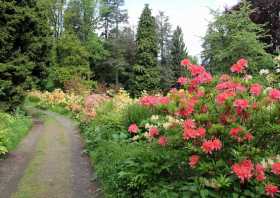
[125,0,240,58]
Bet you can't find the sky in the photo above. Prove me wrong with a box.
[124,0,240,58]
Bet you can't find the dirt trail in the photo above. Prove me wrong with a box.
[0,110,102,198]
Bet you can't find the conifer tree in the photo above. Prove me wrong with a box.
[128,4,160,96]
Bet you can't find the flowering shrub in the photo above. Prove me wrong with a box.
[28,89,110,120]
[121,58,280,197]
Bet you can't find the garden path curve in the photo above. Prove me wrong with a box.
[0,110,102,198]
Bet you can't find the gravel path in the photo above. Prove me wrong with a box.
[0,110,102,198]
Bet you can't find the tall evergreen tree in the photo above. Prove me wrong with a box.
[128,4,159,96]
[170,26,187,79]
[0,0,52,111]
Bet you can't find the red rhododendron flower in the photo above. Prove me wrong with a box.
[177,77,188,85]
[255,163,266,181]
[234,99,249,111]
[128,123,139,134]
[149,127,159,138]
[216,91,236,105]
[200,104,208,113]
[269,89,280,101]
[244,133,254,142]
[265,184,279,198]
[158,136,168,146]
[232,159,254,182]
[187,64,205,76]
[139,96,159,106]
[181,58,191,66]
[201,139,222,154]
[183,119,196,129]
[189,155,200,168]
[230,127,242,138]
[237,58,248,67]
[250,83,262,96]
[272,162,280,175]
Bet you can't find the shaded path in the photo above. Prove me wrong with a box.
[0,110,102,198]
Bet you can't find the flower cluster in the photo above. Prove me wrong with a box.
[126,58,280,197]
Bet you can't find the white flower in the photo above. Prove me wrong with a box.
[244,75,253,81]
[151,115,159,121]
[276,68,280,73]
[259,69,270,75]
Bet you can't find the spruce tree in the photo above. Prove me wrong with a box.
[0,0,51,111]
[170,26,187,79]
[128,4,159,96]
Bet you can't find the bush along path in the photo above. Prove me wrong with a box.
[0,109,102,198]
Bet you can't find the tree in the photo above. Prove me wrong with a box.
[170,26,187,79]
[232,0,280,54]
[99,0,128,39]
[128,4,160,96]
[202,2,274,74]
[156,11,172,66]
[0,0,52,111]
[38,0,66,39]
[47,32,91,90]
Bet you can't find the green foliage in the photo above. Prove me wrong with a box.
[47,32,91,90]
[129,4,160,96]
[0,111,32,155]
[0,0,52,111]
[170,26,188,79]
[202,2,274,74]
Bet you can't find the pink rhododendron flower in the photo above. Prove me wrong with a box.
[232,160,254,182]
[255,163,266,181]
[193,72,213,84]
[265,184,279,198]
[181,58,191,66]
[158,136,167,146]
[177,77,188,85]
[183,119,196,129]
[201,139,222,154]
[189,155,200,168]
[139,96,159,106]
[159,96,170,105]
[269,89,280,101]
[234,99,249,110]
[128,124,139,134]
[149,127,159,138]
[187,64,205,76]
[272,162,280,175]
[216,91,236,105]
[231,58,248,73]
[250,83,262,96]
[219,74,231,82]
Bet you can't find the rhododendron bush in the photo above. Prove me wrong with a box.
[121,59,280,197]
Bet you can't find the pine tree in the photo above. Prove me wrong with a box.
[128,4,160,96]
[170,26,187,79]
[0,0,52,111]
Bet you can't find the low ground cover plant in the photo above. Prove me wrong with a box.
[0,111,32,155]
